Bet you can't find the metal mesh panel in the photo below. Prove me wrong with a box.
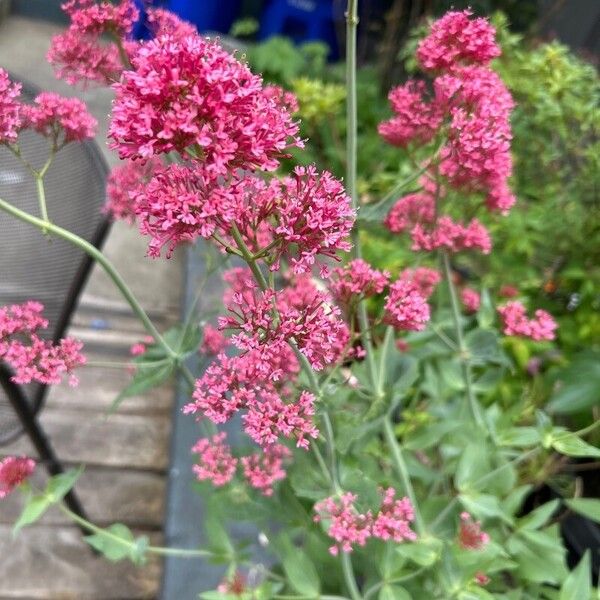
[0,82,108,444]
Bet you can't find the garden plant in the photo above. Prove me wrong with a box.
[0,1,599,598]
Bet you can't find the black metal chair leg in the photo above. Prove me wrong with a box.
[1,366,90,536]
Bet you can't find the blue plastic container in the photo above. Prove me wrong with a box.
[259,0,342,59]
[167,0,242,33]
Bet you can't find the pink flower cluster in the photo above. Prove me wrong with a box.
[378,81,443,147]
[458,512,490,550]
[399,267,441,299]
[241,444,291,496]
[105,158,162,223]
[109,34,301,174]
[381,11,515,259]
[497,301,557,341]
[199,324,227,356]
[461,287,481,313]
[131,164,354,265]
[384,191,436,234]
[411,216,492,254]
[0,301,86,386]
[330,259,390,304]
[0,456,35,499]
[384,280,430,331]
[48,0,138,86]
[192,432,291,496]
[192,432,238,487]
[0,69,21,144]
[416,10,500,72]
[21,92,97,146]
[145,8,197,39]
[314,488,416,555]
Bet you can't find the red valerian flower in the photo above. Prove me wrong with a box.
[47,0,138,86]
[0,68,22,144]
[497,301,557,341]
[384,280,430,331]
[21,92,97,145]
[241,444,291,496]
[0,301,86,386]
[330,259,390,304]
[458,512,490,550]
[191,432,237,487]
[416,10,500,72]
[109,34,301,175]
[461,287,481,313]
[0,456,36,498]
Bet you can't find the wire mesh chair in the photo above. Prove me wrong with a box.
[0,78,110,521]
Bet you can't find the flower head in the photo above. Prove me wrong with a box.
[461,287,481,313]
[384,280,430,331]
[105,157,162,223]
[458,512,490,550]
[378,81,443,147]
[411,217,492,255]
[330,259,389,304]
[109,34,301,174]
[0,456,35,498]
[192,432,237,487]
[0,69,22,144]
[48,0,137,86]
[314,493,373,555]
[0,301,86,386]
[399,267,441,299]
[200,324,227,356]
[241,444,291,496]
[417,10,500,72]
[372,488,417,543]
[21,92,97,145]
[384,192,436,234]
[497,301,557,341]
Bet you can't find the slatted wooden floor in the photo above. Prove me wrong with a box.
[0,297,177,599]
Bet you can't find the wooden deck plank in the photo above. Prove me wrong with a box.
[0,467,166,528]
[3,409,171,471]
[0,525,162,599]
[45,365,173,415]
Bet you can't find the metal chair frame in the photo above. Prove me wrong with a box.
[0,75,111,527]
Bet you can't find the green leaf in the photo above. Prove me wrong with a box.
[14,467,84,534]
[559,551,591,600]
[504,484,534,517]
[85,523,135,562]
[548,351,600,414]
[565,498,600,523]
[395,537,443,567]
[465,329,502,365]
[454,441,491,492]
[552,434,600,458]
[518,500,559,530]
[379,585,412,600]
[13,494,51,534]
[497,427,541,448]
[476,289,495,329]
[459,493,513,524]
[458,589,496,600]
[110,360,174,413]
[46,467,84,502]
[507,526,567,584]
[279,542,320,596]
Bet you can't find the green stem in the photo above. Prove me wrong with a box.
[59,503,215,558]
[0,196,177,361]
[230,224,269,291]
[441,252,485,430]
[323,411,341,492]
[344,0,377,394]
[35,175,49,226]
[383,417,425,534]
[341,552,363,600]
[363,566,429,600]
